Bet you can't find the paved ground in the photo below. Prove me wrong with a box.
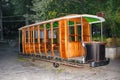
[0,43,120,80]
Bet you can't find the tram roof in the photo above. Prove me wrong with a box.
[18,14,105,30]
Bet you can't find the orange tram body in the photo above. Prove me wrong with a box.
[18,14,110,67]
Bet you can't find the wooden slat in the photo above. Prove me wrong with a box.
[24,29,27,54]
[59,20,66,58]
[74,21,78,41]
[44,24,48,57]
[50,22,54,57]
[64,20,68,58]
[59,21,62,57]
[82,18,91,42]
[33,26,36,54]
[22,29,25,53]
[68,42,85,58]
[38,25,41,56]
[28,28,31,54]
[69,18,81,23]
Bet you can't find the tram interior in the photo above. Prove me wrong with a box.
[21,17,91,60]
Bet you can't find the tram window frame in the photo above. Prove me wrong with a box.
[26,31,28,43]
[77,25,81,41]
[69,25,81,42]
[34,30,38,42]
[40,30,44,43]
[69,26,75,42]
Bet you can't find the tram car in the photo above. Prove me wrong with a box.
[18,14,110,67]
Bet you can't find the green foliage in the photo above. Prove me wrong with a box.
[2,0,120,39]
[30,0,120,38]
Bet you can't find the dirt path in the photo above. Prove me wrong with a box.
[0,43,120,80]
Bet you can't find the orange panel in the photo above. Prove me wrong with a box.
[68,42,85,58]
[82,18,91,42]
[59,20,67,58]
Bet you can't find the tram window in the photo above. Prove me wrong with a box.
[48,30,57,39]
[26,31,28,42]
[34,31,38,38]
[77,25,81,41]
[69,26,75,41]
[70,36,75,41]
[40,30,44,43]
[69,27,74,34]
[48,29,58,43]
[48,30,51,39]
[34,30,38,42]
[69,25,81,42]
[53,30,57,38]
[40,31,44,39]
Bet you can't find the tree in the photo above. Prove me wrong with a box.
[104,0,120,38]
[0,0,3,40]
[11,0,33,25]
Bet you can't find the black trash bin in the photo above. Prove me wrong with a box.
[85,42,110,67]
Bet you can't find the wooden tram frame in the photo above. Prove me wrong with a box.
[18,14,109,67]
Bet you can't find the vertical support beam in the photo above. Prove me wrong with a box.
[81,17,91,42]
[22,29,24,53]
[38,25,41,56]
[68,19,70,58]
[64,20,68,58]
[101,22,103,41]
[33,26,36,54]
[44,24,48,57]
[50,22,54,57]
[59,21,62,57]
[22,28,25,53]
[90,24,92,42]
[28,28,31,53]
[74,21,78,41]
[24,29,26,54]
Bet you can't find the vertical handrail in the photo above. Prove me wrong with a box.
[101,22,103,42]
[90,24,92,42]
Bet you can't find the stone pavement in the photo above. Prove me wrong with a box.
[0,43,120,80]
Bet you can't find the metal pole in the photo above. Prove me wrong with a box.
[101,22,103,41]
[90,24,92,42]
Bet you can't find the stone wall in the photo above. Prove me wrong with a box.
[106,47,120,59]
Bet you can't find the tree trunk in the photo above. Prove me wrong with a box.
[0,4,3,40]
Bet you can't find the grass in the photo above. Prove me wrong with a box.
[17,55,29,62]
[56,68,65,74]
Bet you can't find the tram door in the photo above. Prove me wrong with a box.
[68,18,91,58]
[68,22,84,58]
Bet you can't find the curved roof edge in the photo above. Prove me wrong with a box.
[19,14,105,30]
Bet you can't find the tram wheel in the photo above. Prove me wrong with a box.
[90,62,99,67]
[53,62,59,68]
